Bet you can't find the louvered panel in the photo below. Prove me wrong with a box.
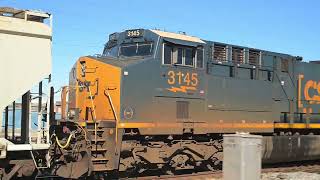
[232,47,244,64]
[249,49,260,65]
[281,58,289,72]
[213,44,227,62]
[176,101,189,119]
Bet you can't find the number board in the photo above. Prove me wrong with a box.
[166,70,199,94]
[125,29,144,38]
[167,71,198,87]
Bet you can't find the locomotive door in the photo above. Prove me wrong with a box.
[160,65,206,133]
[158,41,206,133]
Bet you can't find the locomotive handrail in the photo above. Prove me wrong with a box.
[88,86,97,121]
[88,86,98,144]
[273,70,290,102]
[104,89,119,144]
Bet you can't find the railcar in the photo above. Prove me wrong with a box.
[50,29,320,178]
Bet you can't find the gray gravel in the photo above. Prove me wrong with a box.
[261,172,320,180]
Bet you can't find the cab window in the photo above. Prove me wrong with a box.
[120,42,153,57]
[103,45,118,57]
[163,43,203,68]
[196,49,204,68]
[177,48,183,65]
[163,44,173,64]
[185,48,194,66]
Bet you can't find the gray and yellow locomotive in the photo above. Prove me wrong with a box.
[51,29,320,178]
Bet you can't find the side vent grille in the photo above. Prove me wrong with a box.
[213,44,227,62]
[281,59,289,72]
[176,101,189,119]
[249,49,260,65]
[232,47,244,64]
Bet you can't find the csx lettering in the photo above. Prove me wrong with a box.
[167,71,198,86]
[304,80,320,104]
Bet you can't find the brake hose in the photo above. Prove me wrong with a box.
[55,133,73,149]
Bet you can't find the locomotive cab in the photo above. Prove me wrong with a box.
[67,29,159,123]
[67,29,208,134]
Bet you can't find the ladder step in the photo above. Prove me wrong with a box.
[91,148,107,151]
[93,165,108,172]
[86,121,98,124]
[87,129,105,132]
[91,138,105,142]
[92,157,108,161]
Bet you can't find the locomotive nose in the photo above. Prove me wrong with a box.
[68,56,121,124]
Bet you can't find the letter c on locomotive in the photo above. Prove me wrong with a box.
[304,80,320,104]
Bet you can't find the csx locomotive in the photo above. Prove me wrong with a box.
[51,29,320,178]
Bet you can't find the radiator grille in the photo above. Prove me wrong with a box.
[281,58,289,72]
[213,44,227,62]
[249,49,260,65]
[232,47,244,64]
[176,101,189,119]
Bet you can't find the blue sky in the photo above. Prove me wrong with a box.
[1,0,319,89]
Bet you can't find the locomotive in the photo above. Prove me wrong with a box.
[50,29,320,178]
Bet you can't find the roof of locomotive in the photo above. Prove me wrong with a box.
[150,29,205,44]
[105,29,302,61]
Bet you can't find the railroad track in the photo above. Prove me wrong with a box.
[36,161,320,179]
[132,171,222,180]
[262,160,320,174]
[123,160,320,179]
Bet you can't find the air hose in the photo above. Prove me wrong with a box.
[55,133,73,149]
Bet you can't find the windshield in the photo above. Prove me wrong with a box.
[103,45,118,57]
[120,42,153,57]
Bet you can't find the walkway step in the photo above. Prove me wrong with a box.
[92,157,108,162]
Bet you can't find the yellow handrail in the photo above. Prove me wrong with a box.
[104,89,119,144]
